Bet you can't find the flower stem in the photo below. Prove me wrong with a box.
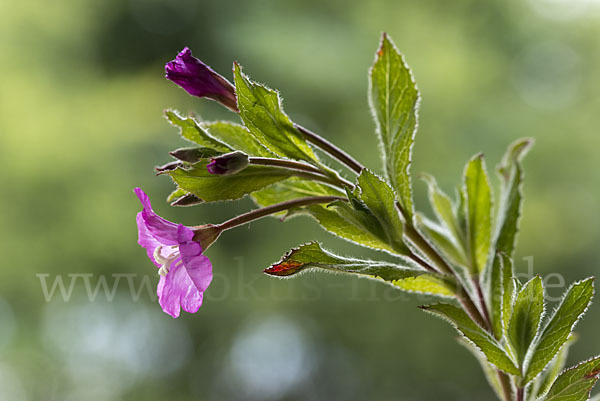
[216,195,345,232]
[294,124,365,174]
[249,157,355,188]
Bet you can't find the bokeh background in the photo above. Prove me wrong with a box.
[1,0,599,399]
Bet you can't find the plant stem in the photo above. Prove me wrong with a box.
[290,171,350,190]
[516,386,524,401]
[215,195,345,231]
[295,124,365,174]
[457,287,488,329]
[403,224,453,275]
[408,252,439,274]
[249,157,355,188]
[498,372,514,401]
[397,203,515,401]
[474,278,493,330]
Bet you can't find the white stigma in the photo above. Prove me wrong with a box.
[153,246,182,277]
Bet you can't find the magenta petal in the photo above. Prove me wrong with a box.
[134,187,153,210]
[134,188,179,245]
[157,264,203,318]
[136,212,161,267]
[181,250,213,294]
[176,224,195,243]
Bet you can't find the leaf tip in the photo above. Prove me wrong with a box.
[264,261,305,277]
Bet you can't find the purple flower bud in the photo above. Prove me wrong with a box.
[165,47,238,112]
[206,151,249,175]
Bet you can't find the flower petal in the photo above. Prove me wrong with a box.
[178,225,213,293]
[136,212,161,267]
[134,187,180,245]
[157,263,204,318]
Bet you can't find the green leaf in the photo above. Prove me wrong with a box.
[542,357,600,401]
[501,255,517,340]
[456,186,468,237]
[495,138,533,259]
[422,303,520,375]
[167,187,187,203]
[416,214,469,268]
[525,278,595,383]
[421,173,465,247]
[508,276,544,366]
[201,120,275,157]
[164,110,231,151]
[489,253,504,340]
[308,203,398,254]
[534,335,577,399]
[264,241,424,279]
[251,179,344,217]
[357,169,409,254]
[167,161,291,202]
[392,275,455,297]
[464,154,493,274]
[266,242,454,297]
[369,33,419,219]
[233,63,318,163]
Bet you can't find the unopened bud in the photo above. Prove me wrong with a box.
[155,161,183,174]
[170,193,204,207]
[206,151,249,175]
[165,47,238,112]
[169,147,222,164]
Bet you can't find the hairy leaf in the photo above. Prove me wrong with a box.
[265,242,454,297]
[168,161,290,202]
[369,33,419,219]
[502,254,517,340]
[422,303,520,375]
[201,120,274,157]
[416,214,469,268]
[489,254,504,340]
[533,335,577,399]
[167,187,188,203]
[357,169,408,254]
[525,278,595,383]
[252,179,343,205]
[308,203,397,254]
[393,275,455,297]
[164,110,231,151]
[421,173,465,247]
[264,241,423,279]
[509,276,544,366]
[233,63,318,163]
[495,138,533,258]
[542,357,600,401]
[464,154,492,274]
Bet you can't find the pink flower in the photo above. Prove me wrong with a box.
[135,188,212,318]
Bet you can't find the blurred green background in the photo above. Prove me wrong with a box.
[1,0,599,399]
